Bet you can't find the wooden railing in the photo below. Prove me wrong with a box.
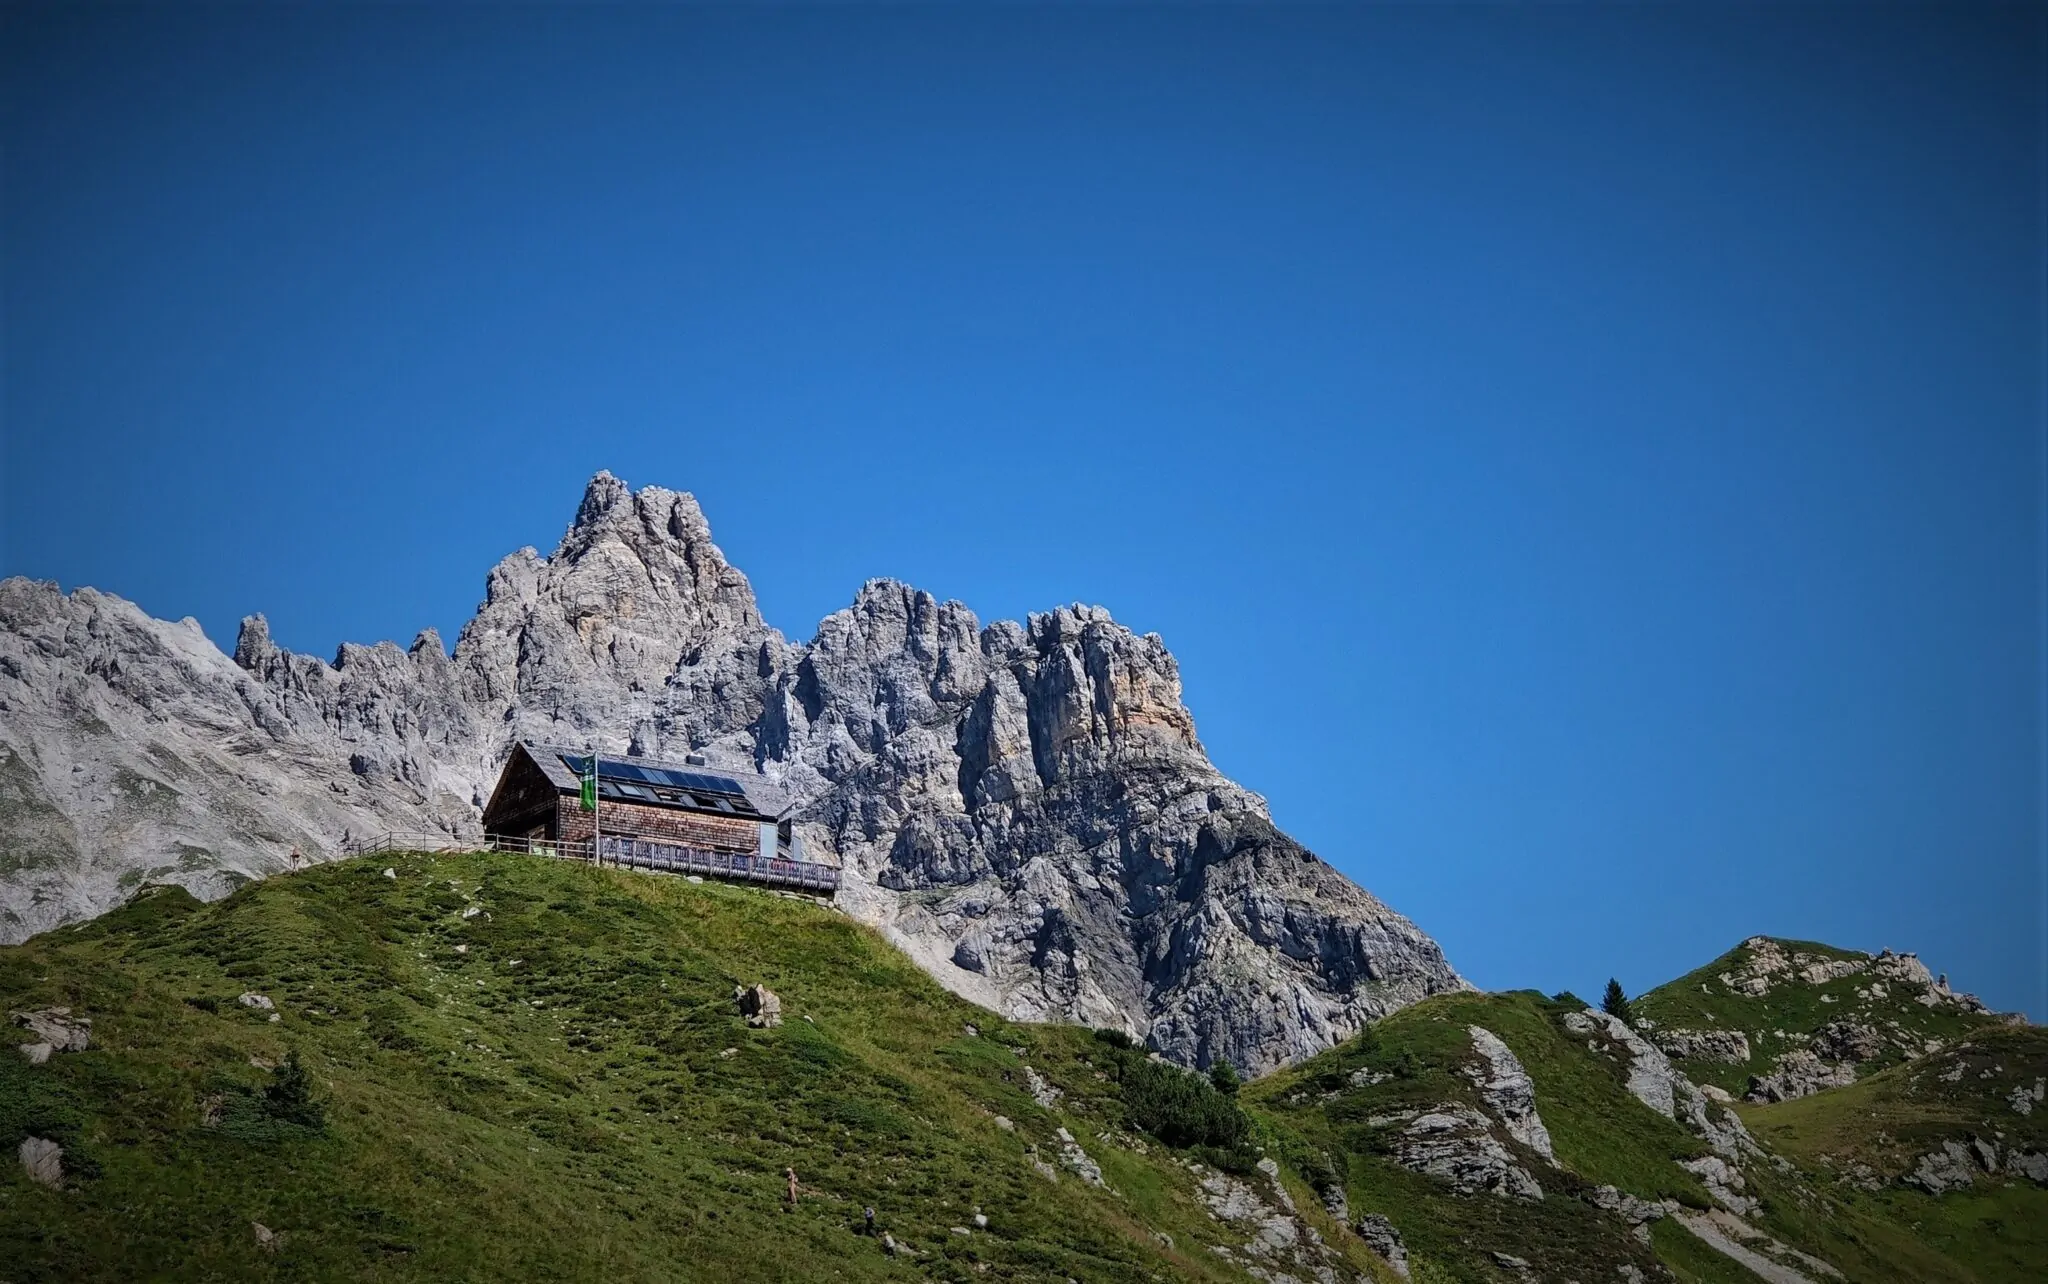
[339,830,839,895]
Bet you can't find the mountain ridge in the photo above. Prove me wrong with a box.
[0,470,1462,1073]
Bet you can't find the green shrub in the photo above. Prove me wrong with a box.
[263,1050,326,1130]
[1208,1059,1242,1096]
[1117,1054,1251,1151]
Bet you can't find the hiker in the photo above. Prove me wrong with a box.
[786,1166,800,1207]
[288,846,302,872]
[863,1206,876,1236]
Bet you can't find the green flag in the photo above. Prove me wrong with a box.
[580,757,597,812]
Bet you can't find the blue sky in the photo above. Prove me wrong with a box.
[4,4,2043,1018]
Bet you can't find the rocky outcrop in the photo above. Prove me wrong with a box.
[1193,1157,1356,1281]
[1904,1141,1979,1194]
[1388,1105,1544,1201]
[1746,1050,1858,1104]
[1562,1009,1752,1159]
[1716,939,1990,1015]
[1464,1026,1554,1161]
[0,472,1464,1072]
[1653,1028,1752,1064]
[1353,1213,1409,1278]
[1584,1184,1668,1245]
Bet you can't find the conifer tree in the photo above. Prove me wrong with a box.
[1602,978,1634,1025]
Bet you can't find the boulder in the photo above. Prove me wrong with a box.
[18,1136,62,1187]
[734,984,782,1029]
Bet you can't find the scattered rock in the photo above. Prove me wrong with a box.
[972,1211,988,1229]
[1681,1155,1758,1216]
[18,1042,52,1065]
[382,868,397,880]
[12,1007,90,1052]
[1586,1184,1669,1244]
[991,1114,1014,1131]
[1353,1213,1409,1278]
[961,1022,979,1038]
[237,993,274,1011]
[1054,1127,1106,1186]
[1493,1251,1532,1270]
[1024,1066,1062,1109]
[460,905,483,919]
[2008,1078,2045,1117]
[18,1136,62,1187]
[734,984,782,1029]
[252,1222,285,1253]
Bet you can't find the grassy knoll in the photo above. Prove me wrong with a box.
[1631,937,2003,1097]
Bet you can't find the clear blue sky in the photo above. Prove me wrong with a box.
[4,4,2043,1018]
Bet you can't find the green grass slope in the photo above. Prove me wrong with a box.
[0,852,1386,1283]
[1248,987,2046,1284]
[1740,1026,2048,1284]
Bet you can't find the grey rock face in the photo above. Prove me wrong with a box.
[1464,1026,1555,1162]
[0,472,1464,1073]
[1353,1213,1409,1277]
[1392,1105,1545,1201]
[1653,1028,1752,1064]
[1745,1049,1859,1104]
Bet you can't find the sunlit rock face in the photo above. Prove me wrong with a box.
[0,472,1463,1073]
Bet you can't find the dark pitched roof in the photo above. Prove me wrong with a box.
[516,741,796,820]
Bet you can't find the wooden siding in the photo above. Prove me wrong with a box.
[556,796,760,854]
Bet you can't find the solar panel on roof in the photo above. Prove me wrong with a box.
[554,752,754,803]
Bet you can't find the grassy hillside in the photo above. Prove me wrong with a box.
[1741,1026,2048,1283]
[0,852,1382,1283]
[3,856,2041,1283]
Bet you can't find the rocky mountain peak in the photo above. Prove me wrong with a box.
[1,471,1465,1074]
